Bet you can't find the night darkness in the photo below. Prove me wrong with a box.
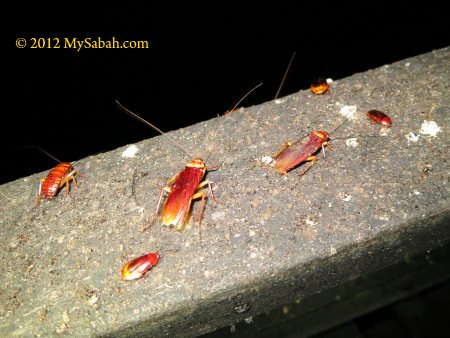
[6,3,449,185]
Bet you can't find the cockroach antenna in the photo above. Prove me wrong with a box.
[22,145,62,163]
[329,117,379,141]
[116,100,194,159]
[230,82,264,113]
[275,52,296,100]
[330,118,348,136]
[203,82,263,164]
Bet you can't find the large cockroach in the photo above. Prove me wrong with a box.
[35,148,79,205]
[116,83,261,232]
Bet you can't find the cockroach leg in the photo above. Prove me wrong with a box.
[36,179,45,206]
[149,185,172,225]
[192,190,207,225]
[62,172,79,196]
[272,141,294,162]
[321,141,330,158]
[190,179,220,227]
[298,156,318,177]
[199,180,221,204]
[148,172,180,225]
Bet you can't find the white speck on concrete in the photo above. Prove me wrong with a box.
[413,190,421,195]
[326,78,333,84]
[305,215,318,226]
[420,120,441,137]
[342,193,352,202]
[339,105,357,120]
[250,252,258,259]
[87,294,99,306]
[122,145,139,158]
[133,206,145,214]
[261,155,273,165]
[330,246,337,255]
[406,132,420,143]
[211,211,226,221]
[405,62,410,67]
[249,230,256,237]
[275,98,287,104]
[379,127,391,136]
[345,138,359,148]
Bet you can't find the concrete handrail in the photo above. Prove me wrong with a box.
[1,47,449,337]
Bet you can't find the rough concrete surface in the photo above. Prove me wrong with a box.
[1,47,449,337]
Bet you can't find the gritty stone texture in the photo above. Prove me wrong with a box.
[1,47,449,337]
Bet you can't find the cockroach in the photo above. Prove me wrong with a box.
[310,77,330,95]
[35,148,79,205]
[121,252,160,281]
[116,102,218,232]
[115,83,261,232]
[269,131,330,176]
[268,118,349,176]
[367,109,392,127]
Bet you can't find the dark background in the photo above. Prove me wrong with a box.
[5,3,449,185]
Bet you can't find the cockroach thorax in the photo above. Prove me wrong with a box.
[312,131,330,140]
[186,158,206,169]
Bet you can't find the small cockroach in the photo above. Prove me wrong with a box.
[310,77,330,95]
[121,252,160,281]
[367,109,392,127]
[116,84,261,232]
[35,148,79,205]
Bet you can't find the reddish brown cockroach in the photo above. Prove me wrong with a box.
[269,131,330,176]
[35,149,79,205]
[121,252,160,281]
[116,102,219,232]
[156,157,214,230]
[310,77,330,95]
[367,109,392,127]
[268,116,351,176]
[116,84,261,231]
